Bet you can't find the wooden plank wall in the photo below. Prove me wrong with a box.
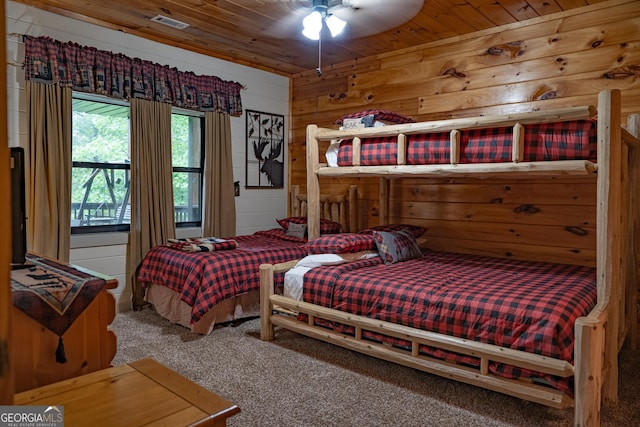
[288,0,640,266]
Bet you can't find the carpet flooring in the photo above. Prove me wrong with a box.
[111,308,640,426]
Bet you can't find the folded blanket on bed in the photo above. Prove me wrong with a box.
[166,237,238,252]
[284,251,379,300]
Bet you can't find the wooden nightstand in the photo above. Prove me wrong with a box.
[14,357,240,427]
[11,254,118,392]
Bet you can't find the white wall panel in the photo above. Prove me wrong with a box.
[6,1,290,312]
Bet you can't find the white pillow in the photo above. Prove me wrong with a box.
[295,253,347,268]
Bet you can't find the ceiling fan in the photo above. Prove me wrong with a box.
[271,0,424,41]
[269,0,423,75]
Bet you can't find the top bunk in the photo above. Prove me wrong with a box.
[306,91,639,181]
[305,89,640,258]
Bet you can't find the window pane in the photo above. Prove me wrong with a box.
[71,166,131,227]
[71,97,130,231]
[172,112,203,226]
[173,171,202,223]
[72,99,129,163]
[172,114,201,168]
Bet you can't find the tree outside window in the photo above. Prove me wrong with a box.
[71,95,204,234]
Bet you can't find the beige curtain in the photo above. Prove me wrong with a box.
[128,98,176,309]
[203,111,236,237]
[26,82,72,262]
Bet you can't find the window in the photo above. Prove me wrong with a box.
[71,95,130,234]
[71,95,205,234]
[171,111,204,227]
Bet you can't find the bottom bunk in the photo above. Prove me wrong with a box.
[259,247,610,424]
[262,246,604,408]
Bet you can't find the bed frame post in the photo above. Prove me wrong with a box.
[574,315,605,427]
[307,124,321,239]
[596,89,622,407]
[260,263,275,341]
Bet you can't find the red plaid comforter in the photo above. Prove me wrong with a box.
[138,229,307,324]
[301,250,597,393]
[337,120,597,166]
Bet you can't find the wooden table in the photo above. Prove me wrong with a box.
[14,358,240,427]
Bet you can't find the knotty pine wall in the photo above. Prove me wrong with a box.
[288,0,640,266]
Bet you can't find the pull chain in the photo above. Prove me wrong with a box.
[317,35,322,76]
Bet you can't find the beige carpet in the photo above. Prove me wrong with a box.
[111,308,640,427]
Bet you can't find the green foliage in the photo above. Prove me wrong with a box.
[71,110,130,213]
[71,103,203,224]
[72,111,129,163]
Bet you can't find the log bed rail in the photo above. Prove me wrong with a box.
[260,90,640,427]
[309,105,598,183]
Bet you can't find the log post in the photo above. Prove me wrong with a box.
[596,89,621,405]
[259,264,275,341]
[574,314,605,427]
[306,124,321,239]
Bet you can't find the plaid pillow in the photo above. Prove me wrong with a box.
[373,230,423,264]
[336,109,415,125]
[286,222,307,239]
[276,216,342,234]
[359,224,427,239]
[304,233,377,254]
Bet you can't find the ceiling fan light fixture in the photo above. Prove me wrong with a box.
[302,27,320,40]
[325,14,346,37]
[302,10,323,40]
[302,0,346,40]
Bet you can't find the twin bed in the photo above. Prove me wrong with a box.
[260,90,639,426]
[137,185,357,334]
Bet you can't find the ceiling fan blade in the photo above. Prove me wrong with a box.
[263,0,424,40]
[258,0,317,40]
[331,0,424,39]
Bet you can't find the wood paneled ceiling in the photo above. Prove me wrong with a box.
[12,0,606,76]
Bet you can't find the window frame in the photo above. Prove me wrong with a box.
[70,93,131,235]
[70,95,206,235]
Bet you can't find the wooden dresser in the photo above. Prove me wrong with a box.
[15,357,240,427]
[11,257,117,392]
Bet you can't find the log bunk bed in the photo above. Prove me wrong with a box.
[138,184,357,334]
[260,90,640,426]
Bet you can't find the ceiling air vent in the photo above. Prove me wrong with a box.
[150,15,190,30]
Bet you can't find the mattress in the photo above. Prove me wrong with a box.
[334,120,597,166]
[295,250,597,393]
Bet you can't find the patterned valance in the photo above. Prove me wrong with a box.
[23,35,243,116]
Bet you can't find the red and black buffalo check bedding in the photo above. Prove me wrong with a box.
[138,229,307,324]
[300,250,597,394]
[337,120,597,166]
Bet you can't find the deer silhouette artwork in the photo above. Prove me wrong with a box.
[253,138,283,187]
